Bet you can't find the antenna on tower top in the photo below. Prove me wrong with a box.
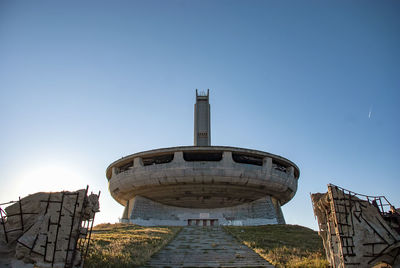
[196,89,209,97]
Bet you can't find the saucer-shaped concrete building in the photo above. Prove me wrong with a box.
[107,90,299,226]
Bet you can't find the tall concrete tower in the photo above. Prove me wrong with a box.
[194,89,211,146]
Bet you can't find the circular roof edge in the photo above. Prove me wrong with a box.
[106,145,300,180]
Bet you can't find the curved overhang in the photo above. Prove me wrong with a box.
[106,146,300,180]
[106,146,300,209]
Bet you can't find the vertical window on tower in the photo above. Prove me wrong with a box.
[198,132,208,137]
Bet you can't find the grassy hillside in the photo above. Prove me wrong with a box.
[84,223,328,268]
[224,224,329,268]
[84,223,182,267]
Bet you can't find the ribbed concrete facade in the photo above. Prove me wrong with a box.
[121,195,284,226]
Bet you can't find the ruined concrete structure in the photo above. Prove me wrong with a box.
[0,188,100,268]
[107,90,300,226]
[311,184,400,268]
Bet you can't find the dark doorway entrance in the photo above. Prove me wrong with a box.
[187,219,218,226]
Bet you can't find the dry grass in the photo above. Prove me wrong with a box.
[224,224,329,268]
[84,223,181,268]
[84,223,327,267]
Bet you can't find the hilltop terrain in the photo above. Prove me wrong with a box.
[84,223,328,267]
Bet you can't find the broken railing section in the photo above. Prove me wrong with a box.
[311,184,400,268]
[0,186,100,268]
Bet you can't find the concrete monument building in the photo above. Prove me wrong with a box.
[106,90,300,226]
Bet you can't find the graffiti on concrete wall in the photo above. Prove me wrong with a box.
[0,186,100,268]
[311,184,400,268]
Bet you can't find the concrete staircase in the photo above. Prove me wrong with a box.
[144,226,274,267]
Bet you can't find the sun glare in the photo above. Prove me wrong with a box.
[15,163,87,197]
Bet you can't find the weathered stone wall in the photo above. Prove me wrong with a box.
[0,189,99,268]
[122,195,283,226]
[311,185,400,268]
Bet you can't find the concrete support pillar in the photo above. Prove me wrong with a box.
[112,167,117,176]
[271,197,285,224]
[263,157,273,174]
[222,151,233,164]
[134,157,143,167]
[122,200,129,219]
[287,166,294,177]
[173,151,184,163]
[128,198,135,219]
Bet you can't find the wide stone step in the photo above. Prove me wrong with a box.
[143,226,274,268]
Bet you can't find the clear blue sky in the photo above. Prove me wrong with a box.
[1,0,399,230]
